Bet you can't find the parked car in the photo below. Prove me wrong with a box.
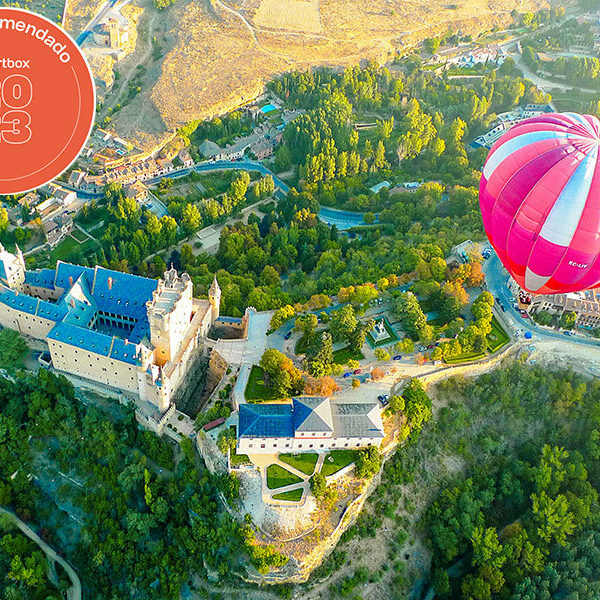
[563,331,573,336]
[343,372,351,378]
[380,397,389,407]
[284,331,292,340]
[427,344,435,350]
[393,355,402,360]
[353,369,362,375]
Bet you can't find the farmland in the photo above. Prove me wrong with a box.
[69,0,548,152]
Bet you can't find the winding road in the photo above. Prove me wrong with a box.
[0,507,81,600]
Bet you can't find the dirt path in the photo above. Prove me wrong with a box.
[99,10,159,120]
[214,0,293,64]
[0,507,82,600]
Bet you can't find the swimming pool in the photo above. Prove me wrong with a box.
[260,103,277,114]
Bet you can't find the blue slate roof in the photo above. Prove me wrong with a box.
[292,398,314,430]
[54,262,95,291]
[5,261,160,367]
[0,288,39,315]
[62,300,96,328]
[238,404,294,438]
[24,269,56,289]
[36,300,68,321]
[215,316,242,324]
[110,337,138,365]
[91,267,157,320]
[47,322,113,356]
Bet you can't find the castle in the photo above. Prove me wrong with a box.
[0,245,221,412]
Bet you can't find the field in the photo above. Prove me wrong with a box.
[333,346,365,365]
[81,0,548,152]
[487,316,510,352]
[1,0,64,22]
[46,236,99,265]
[272,488,304,502]
[279,452,318,475]
[254,0,322,33]
[266,464,303,489]
[444,350,486,365]
[244,365,283,402]
[320,449,359,476]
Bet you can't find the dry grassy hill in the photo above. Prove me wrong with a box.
[67,0,551,151]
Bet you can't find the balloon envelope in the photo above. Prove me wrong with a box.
[480,112,600,294]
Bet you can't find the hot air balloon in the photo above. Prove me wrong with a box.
[480,112,600,294]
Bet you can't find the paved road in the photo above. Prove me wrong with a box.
[483,252,600,349]
[0,507,81,600]
[66,159,290,201]
[76,0,125,45]
[505,43,597,98]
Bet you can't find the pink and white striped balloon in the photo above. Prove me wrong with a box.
[480,112,600,294]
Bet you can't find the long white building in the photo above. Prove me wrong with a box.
[0,245,221,412]
[237,396,385,454]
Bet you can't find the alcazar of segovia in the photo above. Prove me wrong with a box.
[0,244,222,412]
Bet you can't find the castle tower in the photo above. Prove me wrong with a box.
[208,276,221,323]
[14,244,25,270]
[147,268,193,365]
[0,244,25,290]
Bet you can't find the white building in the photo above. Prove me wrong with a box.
[0,247,222,412]
[237,396,384,454]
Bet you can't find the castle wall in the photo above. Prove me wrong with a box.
[0,303,56,340]
[48,338,139,394]
[238,435,381,455]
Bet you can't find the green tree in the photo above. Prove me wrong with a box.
[0,329,27,371]
[355,446,381,478]
[559,311,577,330]
[374,348,390,361]
[309,473,327,498]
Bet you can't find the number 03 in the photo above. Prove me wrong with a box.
[0,75,33,144]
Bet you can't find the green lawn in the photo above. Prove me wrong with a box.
[279,453,318,476]
[444,350,486,365]
[70,228,88,243]
[266,464,303,490]
[295,335,310,355]
[244,366,281,402]
[320,449,360,477]
[272,488,303,502]
[230,448,251,468]
[487,316,510,353]
[47,236,98,263]
[196,172,235,197]
[333,346,365,365]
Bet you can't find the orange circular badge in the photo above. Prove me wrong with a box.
[0,8,95,194]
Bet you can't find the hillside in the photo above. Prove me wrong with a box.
[67,0,550,151]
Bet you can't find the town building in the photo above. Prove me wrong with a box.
[237,396,384,454]
[178,149,194,167]
[250,139,274,160]
[92,17,129,49]
[472,104,554,149]
[123,181,149,203]
[0,247,222,412]
[43,214,73,249]
[528,289,600,329]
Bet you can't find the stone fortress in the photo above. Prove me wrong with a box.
[0,244,222,412]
